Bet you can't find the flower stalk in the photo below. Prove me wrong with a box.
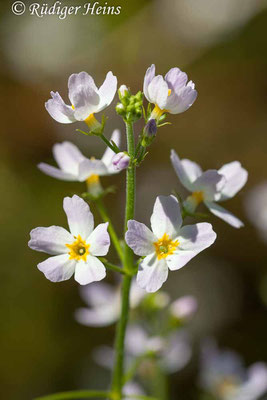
[111,121,136,399]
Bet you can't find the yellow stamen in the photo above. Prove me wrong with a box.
[216,378,238,397]
[154,233,179,260]
[192,191,204,205]
[150,90,171,121]
[71,104,75,110]
[66,235,90,262]
[168,89,172,96]
[86,174,100,185]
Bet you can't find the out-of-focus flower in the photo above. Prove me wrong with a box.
[244,181,267,242]
[112,152,130,171]
[75,280,146,327]
[38,130,121,183]
[94,325,191,374]
[143,64,197,121]
[123,382,145,400]
[199,340,267,400]
[171,150,248,228]
[28,195,110,285]
[169,295,198,321]
[126,195,216,292]
[45,71,117,132]
[125,325,192,374]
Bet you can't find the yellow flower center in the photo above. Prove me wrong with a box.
[71,104,100,131]
[154,233,179,260]
[151,89,172,120]
[192,191,204,205]
[86,174,100,185]
[66,235,90,262]
[216,377,238,397]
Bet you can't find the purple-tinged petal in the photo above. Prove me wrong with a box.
[151,195,182,239]
[165,67,188,91]
[28,226,73,255]
[45,91,75,124]
[137,253,169,293]
[126,220,156,256]
[170,150,196,192]
[37,254,76,282]
[204,201,244,228]
[87,222,110,256]
[193,170,225,201]
[97,71,118,112]
[147,75,169,110]
[63,195,94,238]
[38,163,77,181]
[216,161,248,201]
[74,255,106,285]
[143,64,156,102]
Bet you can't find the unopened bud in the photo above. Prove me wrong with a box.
[112,152,130,171]
[119,85,129,97]
[144,119,157,137]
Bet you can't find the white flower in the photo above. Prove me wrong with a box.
[143,64,197,121]
[244,181,267,242]
[199,340,267,400]
[169,295,198,321]
[28,195,110,285]
[45,71,117,131]
[126,195,216,293]
[38,129,121,183]
[74,280,146,327]
[171,150,248,228]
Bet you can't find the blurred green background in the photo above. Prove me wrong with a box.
[1,0,267,399]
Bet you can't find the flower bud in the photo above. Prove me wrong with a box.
[112,152,130,171]
[118,85,129,98]
[144,119,157,137]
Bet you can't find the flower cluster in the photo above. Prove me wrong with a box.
[27,64,254,400]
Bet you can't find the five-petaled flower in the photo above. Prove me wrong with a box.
[143,64,197,121]
[45,71,117,132]
[28,195,110,285]
[171,150,248,228]
[125,195,216,292]
[38,129,121,192]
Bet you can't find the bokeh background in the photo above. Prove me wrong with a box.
[1,0,267,399]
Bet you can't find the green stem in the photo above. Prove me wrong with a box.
[111,122,136,399]
[99,258,128,275]
[34,390,109,400]
[100,134,118,153]
[96,199,124,264]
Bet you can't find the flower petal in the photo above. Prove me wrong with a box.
[167,223,216,270]
[166,83,197,114]
[193,170,225,201]
[68,72,100,120]
[78,159,109,181]
[170,150,196,192]
[234,363,267,400]
[87,222,110,256]
[45,91,76,124]
[38,163,78,181]
[126,220,156,256]
[165,67,188,91]
[79,282,116,307]
[101,129,121,171]
[151,195,182,238]
[74,255,106,285]
[28,226,73,255]
[97,71,118,112]
[63,195,94,238]
[147,75,169,110]
[143,64,156,102]
[216,161,248,201]
[137,253,169,293]
[52,141,85,175]
[37,254,76,282]
[204,201,244,228]
[75,305,118,327]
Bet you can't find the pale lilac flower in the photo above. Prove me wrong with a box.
[143,64,197,121]
[170,295,198,321]
[244,181,267,242]
[123,382,145,400]
[38,130,121,182]
[199,340,267,400]
[75,280,146,327]
[125,325,192,373]
[94,325,191,374]
[112,152,130,171]
[126,195,216,292]
[28,195,110,285]
[45,71,117,131]
[171,150,248,228]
